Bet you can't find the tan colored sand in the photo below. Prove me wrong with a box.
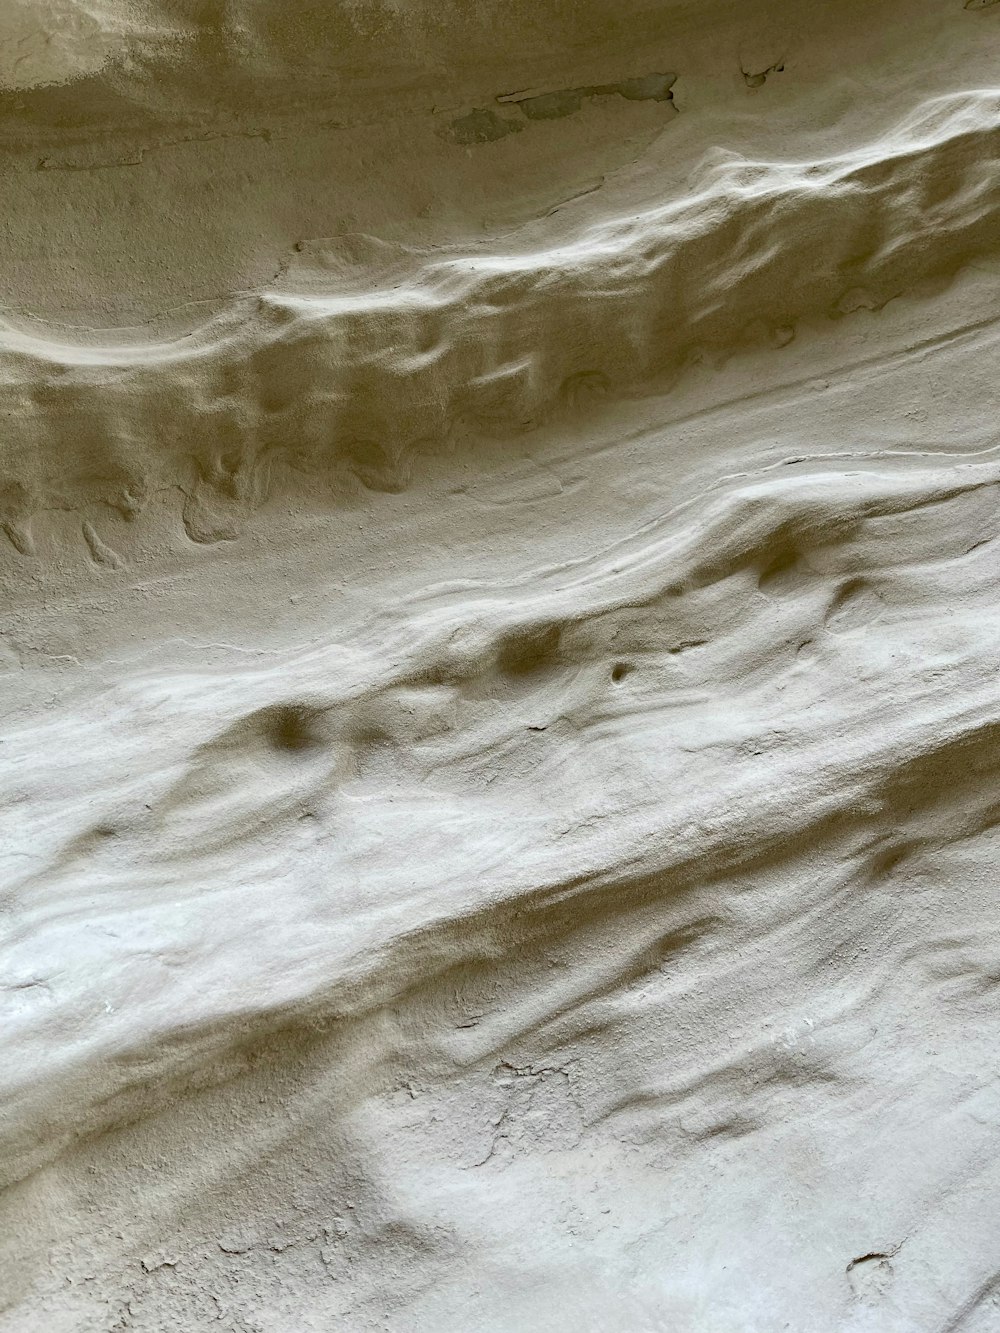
[3,1,1000,1329]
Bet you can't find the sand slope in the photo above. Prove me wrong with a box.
[3,1,1000,1329]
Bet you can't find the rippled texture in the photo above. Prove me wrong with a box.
[3,1,1000,1329]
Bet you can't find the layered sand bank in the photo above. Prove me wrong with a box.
[3,2,1000,1329]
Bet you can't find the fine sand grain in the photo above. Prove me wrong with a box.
[3,2,1000,1329]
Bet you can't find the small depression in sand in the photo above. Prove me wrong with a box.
[3,1,1000,1330]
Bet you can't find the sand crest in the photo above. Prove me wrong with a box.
[3,1,1000,1329]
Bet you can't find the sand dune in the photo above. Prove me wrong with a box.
[3,1,1000,1329]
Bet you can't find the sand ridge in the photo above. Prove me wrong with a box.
[3,1,1000,1329]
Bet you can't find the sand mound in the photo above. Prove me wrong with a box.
[3,0,1000,1329]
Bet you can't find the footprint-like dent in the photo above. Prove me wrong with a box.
[82,520,124,570]
[758,545,809,594]
[181,489,242,544]
[824,578,883,632]
[611,662,631,683]
[2,519,35,557]
[559,370,609,410]
[207,702,331,758]
[338,683,458,784]
[259,703,328,754]
[153,702,335,833]
[847,1251,896,1300]
[495,622,564,679]
[340,439,410,494]
[869,841,916,878]
[349,728,414,783]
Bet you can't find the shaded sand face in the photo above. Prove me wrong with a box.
[4,2,1000,1329]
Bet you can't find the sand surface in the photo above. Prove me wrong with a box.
[3,1,1000,1329]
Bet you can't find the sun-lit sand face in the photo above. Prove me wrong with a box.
[3,1,1000,1329]
[0,4,113,90]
